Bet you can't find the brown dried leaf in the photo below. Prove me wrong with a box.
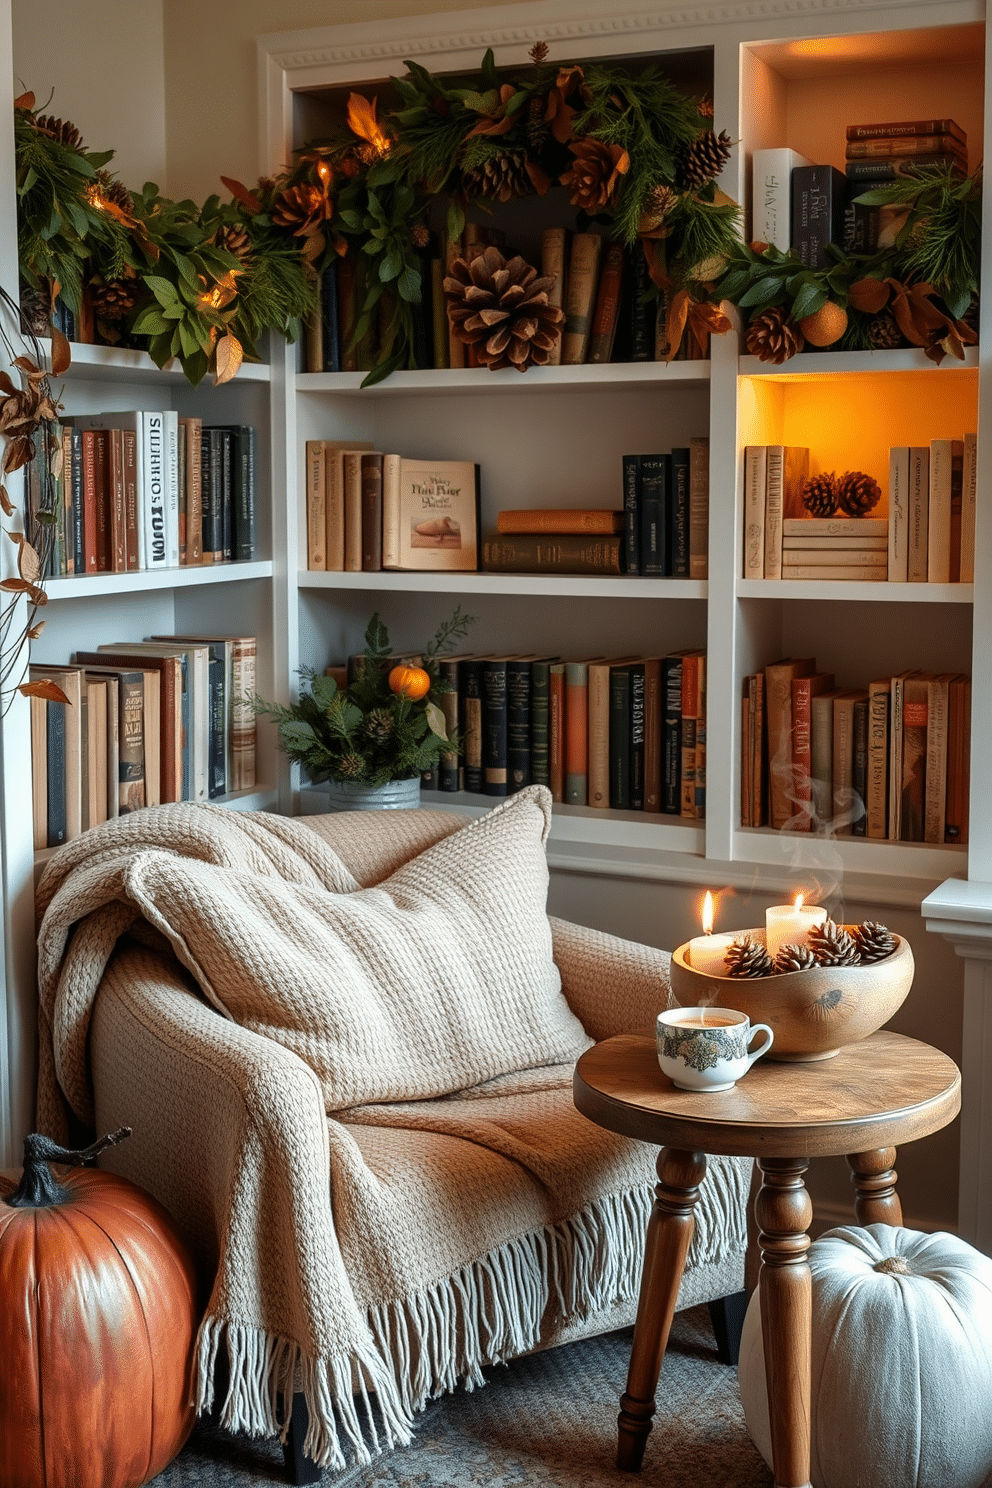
[26,584,48,606]
[50,325,72,376]
[425,701,448,739]
[19,678,69,704]
[26,621,45,640]
[14,91,35,111]
[17,539,41,583]
[2,436,35,473]
[848,278,891,315]
[0,484,13,517]
[0,577,31,592]
[213,332,243,387]
[0,371,16,397]
[220,176,263,215]
[11,355,44,380]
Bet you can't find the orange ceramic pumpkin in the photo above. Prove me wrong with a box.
[0,1128,199,1488]
[388,663,431,700]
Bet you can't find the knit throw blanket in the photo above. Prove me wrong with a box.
[35,792,746,1469]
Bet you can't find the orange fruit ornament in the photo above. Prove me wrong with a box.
[388,663,431,700]
[798,301,848,347]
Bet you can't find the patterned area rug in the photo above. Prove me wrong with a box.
[152,1306,772,1487]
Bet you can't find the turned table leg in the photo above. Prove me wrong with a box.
[755,1157,813,1488]
[617,1146,706,1472]
[848,1147,903,1225]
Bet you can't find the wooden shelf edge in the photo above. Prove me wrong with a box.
[739,347,979,379]
[46,560,274,600]
[299,570,707,599]
[296,361,711,394]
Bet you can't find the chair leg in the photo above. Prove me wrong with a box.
[281,1391,322,1485]
[708,1289,749,1366]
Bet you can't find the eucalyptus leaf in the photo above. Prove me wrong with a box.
[396,265,421,303]
[738,276,787,308]
[790,282,826,321]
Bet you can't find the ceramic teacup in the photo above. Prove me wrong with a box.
[656,1006,774,1092]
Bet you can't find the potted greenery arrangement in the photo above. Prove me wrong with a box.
[255,609,474,810]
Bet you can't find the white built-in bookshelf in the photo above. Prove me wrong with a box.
[2,0,992,1240]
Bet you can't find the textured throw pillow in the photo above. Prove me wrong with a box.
[121,785,592,1109]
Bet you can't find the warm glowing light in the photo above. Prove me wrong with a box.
[701,891,714,936]
[316,160,332,185]
[86,184,107,210]
[347,92,392,160]
[794,893,804,912]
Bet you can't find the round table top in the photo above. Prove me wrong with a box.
[573,1030,961,1159]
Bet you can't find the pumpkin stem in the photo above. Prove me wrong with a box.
[3,1127,132,1208]
[873,1254,912,1275]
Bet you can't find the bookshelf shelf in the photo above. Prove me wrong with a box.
[739,348,980,380]
[734,828,966,885]
[46,560,275,601]
[736,580,974,604]
[43,340,273,385]
[299,571,707,600]
[295,361,711,396]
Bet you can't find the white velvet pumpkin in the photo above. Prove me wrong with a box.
[738,1224,992,1488]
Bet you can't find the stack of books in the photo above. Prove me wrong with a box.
[403,650,706,818]
[29,635,257,849]
[887,436,977,583]
[741,657,970,843]
[25,413,257,578]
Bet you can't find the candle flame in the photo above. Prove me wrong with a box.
[794,893,804,912]
[701,891,714,936]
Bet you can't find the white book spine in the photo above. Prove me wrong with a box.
[163,410,180,567]
[781,547,887,565]
[961,431,977,583]
[780,565,888,580]
[751,148,812,250]
[784,535,887,550]
[143,411,167,569]
[743,447,766,578]
[887,446,909,581]
[782,518,887,536]
[908,447,929,582]
[764,446,783,580]
[928,439,952,583]
[382,453,403,570]
[541,227,568,367]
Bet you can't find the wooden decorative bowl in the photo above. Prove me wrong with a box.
[668,930,914,1062]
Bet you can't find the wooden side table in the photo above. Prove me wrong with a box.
[573,1029,961,1488]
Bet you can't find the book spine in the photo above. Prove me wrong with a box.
[609,665,631,810]
[381,453,402,571]
[444,231,465,370]
[163,412,181,566]
[92,429,110,573]
[587,241,625,364]
[791,166,846,268]
[30,694,46,850]
[563,662,588,805]
[80,430,100,574]
[890,673,907,840]
[206,647,227,798]
[643,658,662,813]
[306,440,326,570]
[764,445,784,580]
[749,673,766,827]
[321,260,340,372]
[586,663,611,809]
[961,432,977,584]
[741,679,752,827]
[219,428,233,562]
[900,679,929,841]
[887,446,909,582]
[810,694,834,828]
[230,639,256,791]
[945,678,971,844]
[852,696,869,836]
[622,454,641,575]
[791,678,814,831]
[360,452,384,572]
[908,447,930,582]
[437,657,461,792]
[541,227,568,368]
[482,659,509,796]
[46,699,67,846]
[679,655,698,818]
[236,427,255,561]
[177,422,187,565]
[751,148,810,251]
[743,447,766,579]
[530,660,552,788]
[118,674,146,814]
[343,452,363,572]
[693,653,706,819]
[841,199,879,255]
[688,437,709,580]
[948,440,964,584]
[845,155,964,182]
[143,414,168,568]
[629,663,645,811]
[846,135,966,158]
[337,252,358,372]
[662,655,683,814]
[106,429,126,573]
[671,448,690,578]
[847,119,965,141]
[459,658,484,794]
[832,696,856,836]
[628,246,652,362]
[506,658,532,793]
[925,676,950,844]
[779,565,888,581]
[496,509,623,535]
[638,454,668,576]
[867,681,891,839]
[304,273,324,373]
[482,535,622,574]
[928,439,953,582]
[68,427,84,575]
[561,233,602,364]
[549,663,566,803]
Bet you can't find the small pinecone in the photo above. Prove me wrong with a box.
[638,183,679,234]
[215,223,252,263]
[94,171,133,214]
[836,470,882,517]
[362,708,394,744]
[271,183,330,235]
[802,472,839,518]
[444,244,564,372]
[868,312,902,350]
[410,222,431,251]
[90,276,140,322]
[725,935,774,978]
[527,94,551,152]
[462,151,532,204]
[853,920,897,962]
[336,753,366,780]
[773,944,818,974]
[35,113,83,150]
[680,129,733,190]
[745,306,804,364]
[529,40,550,65]
[697,96,715,120]
[808,918,861,967]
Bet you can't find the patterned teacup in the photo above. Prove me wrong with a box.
[656,1006,774,1093]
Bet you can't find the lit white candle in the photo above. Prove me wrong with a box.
[765,894,827,960]
[687,891,735,976]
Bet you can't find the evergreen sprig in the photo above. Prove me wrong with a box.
[852,166,981,319]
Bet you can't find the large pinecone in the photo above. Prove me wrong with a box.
[94,170,133,215]
[773,944,817,973]
[808,919,861,966]
[725,935,773,978]
[35,113,83,150]
[462,151,532,203]
[745,306,804,364]
[868,312,902,349]
[215,223,252,263]
[679,128,733,189]
[90,275,140,322]
[836,470,882,517]
[271,183,331,235]
[443,245,564,372]
[802,472,839,518]
[561,139,629,210]
[853,920,897,962]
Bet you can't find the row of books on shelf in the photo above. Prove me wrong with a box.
[305,439,710,577]
[754,118,968,263]
[304,225,705,376]
[743,657,970,844]
[31,413,257,579]
[388,650,707,816]
[29,635,257,850]
[743,437,976,583]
